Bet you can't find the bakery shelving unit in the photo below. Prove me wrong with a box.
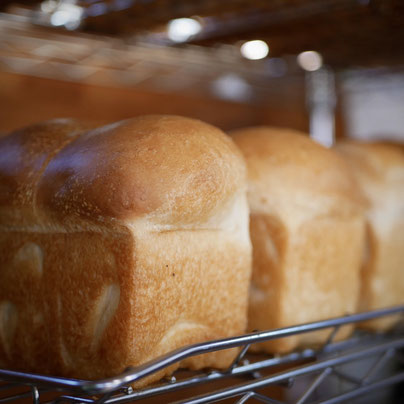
[0,305,403,403]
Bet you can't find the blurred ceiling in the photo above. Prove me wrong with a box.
[1,0,404,68]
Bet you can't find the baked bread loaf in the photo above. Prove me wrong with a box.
[0,115,252,383]
[231,127,366,353]
[335,141,404,331]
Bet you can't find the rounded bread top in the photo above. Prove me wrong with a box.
[335,140,404,184]
[231,127,366,216]
[335,140,404,214]
[36,115,247,227]
[0,119,88,226]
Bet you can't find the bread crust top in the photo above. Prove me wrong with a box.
[231,127,366,218]
[335,140,404,183]
[1,115,247,228]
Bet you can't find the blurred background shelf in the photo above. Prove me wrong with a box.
[1,0,404,68]
[0,0,403,143]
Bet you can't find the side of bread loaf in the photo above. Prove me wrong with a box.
[335,141,404,331]
[0,116,252,383]
[231,127,366,352]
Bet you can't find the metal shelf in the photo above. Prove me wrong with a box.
[1,306,403,403]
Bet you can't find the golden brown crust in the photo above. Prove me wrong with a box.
[0,115,252,385]
[37,115,246,227]
[0,225,251,383]
[231,127,366,352]
[335,140,404,181]
[231,127,366,217]
[335,140,404,331]
[0,119,88,227]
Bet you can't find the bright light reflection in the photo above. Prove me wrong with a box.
[297,51,323,71]
[50,3,83,30]
[240,40,269,60]
[167,18,202,43]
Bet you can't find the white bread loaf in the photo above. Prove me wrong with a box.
[0,115,252,384]
[231,127,366,353]
[335,141,404,331]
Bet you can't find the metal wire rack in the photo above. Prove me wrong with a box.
[1,305,404,403]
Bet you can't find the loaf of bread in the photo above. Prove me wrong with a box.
[0,116,252,384]
[231,127,366,353]
[335,140,404,331]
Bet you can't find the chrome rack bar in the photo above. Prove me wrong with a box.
[170,338,404,404]
[0,305,402,396]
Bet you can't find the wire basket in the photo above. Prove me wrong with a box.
[1,305,403,403]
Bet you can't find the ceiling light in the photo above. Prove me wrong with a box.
[240,40,269,60]
[297,51,323,71]
[50,3,83,30]
[167,18,202,43]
